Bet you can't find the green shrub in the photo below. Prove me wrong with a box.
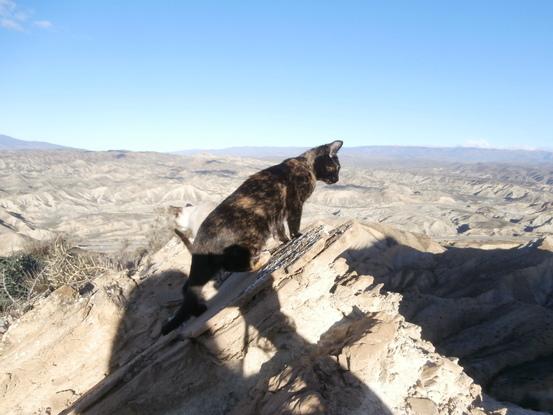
[0,254,44,313]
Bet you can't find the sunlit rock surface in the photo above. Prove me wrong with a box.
[2,221,552,414]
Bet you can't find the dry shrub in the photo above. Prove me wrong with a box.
[1,235,117,324]
[1,209,177,327]
[110,239,147,276]
[39,236,113,290]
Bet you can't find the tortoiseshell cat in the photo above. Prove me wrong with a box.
[161,140,343,335]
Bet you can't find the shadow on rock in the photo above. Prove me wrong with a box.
[76,257,393,414]
[340,236,553,413]
[108,269,188,372]
[229,287,392,415]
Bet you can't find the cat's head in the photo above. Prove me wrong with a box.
[305,140,343,184]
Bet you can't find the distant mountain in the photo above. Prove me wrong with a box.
[176,145,553,165]
[176,146,308,158]
[0,134,69,150]
[343,146,553,164]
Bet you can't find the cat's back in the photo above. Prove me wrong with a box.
[192,198,280,254]
[192,157,310,252]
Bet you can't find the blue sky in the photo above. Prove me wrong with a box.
[1,1,552,152]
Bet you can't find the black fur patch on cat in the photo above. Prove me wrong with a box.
[161,140,343,335]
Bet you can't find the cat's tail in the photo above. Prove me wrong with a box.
[174,228,194,252]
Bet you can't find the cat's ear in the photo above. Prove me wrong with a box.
[328,140,343,157]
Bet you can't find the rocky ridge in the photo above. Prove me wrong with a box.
[1,221,551,414]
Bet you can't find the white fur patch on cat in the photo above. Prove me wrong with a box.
[169,202,217,240]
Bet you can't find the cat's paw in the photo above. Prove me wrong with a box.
[251,250,272,271]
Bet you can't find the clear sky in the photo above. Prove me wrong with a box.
[1,1,552,152]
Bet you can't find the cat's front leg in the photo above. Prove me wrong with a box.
[276,221,290,243]
[287,204,303,239]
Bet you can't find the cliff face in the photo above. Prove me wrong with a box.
[1,221,551,414]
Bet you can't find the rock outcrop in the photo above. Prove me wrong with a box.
[1,221,551,414]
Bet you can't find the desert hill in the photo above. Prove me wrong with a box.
[2,221,552,414]
[0,134,69,151]
[1,149,553,256]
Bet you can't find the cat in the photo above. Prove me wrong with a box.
[161,140,343,335]
[169,201,218,244]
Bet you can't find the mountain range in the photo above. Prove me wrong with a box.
[0,134,69,150]
[176,145,553,164]
[3,133,553,165]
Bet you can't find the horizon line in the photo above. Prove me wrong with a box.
[2,133,552,154]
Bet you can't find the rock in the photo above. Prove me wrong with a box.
[408,397,439,415]
[1,221,550,414]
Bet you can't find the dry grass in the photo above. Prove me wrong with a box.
[1,235,118,323]
[1,210,176,328]
[39,236,114,290]
[111,239,147,276]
